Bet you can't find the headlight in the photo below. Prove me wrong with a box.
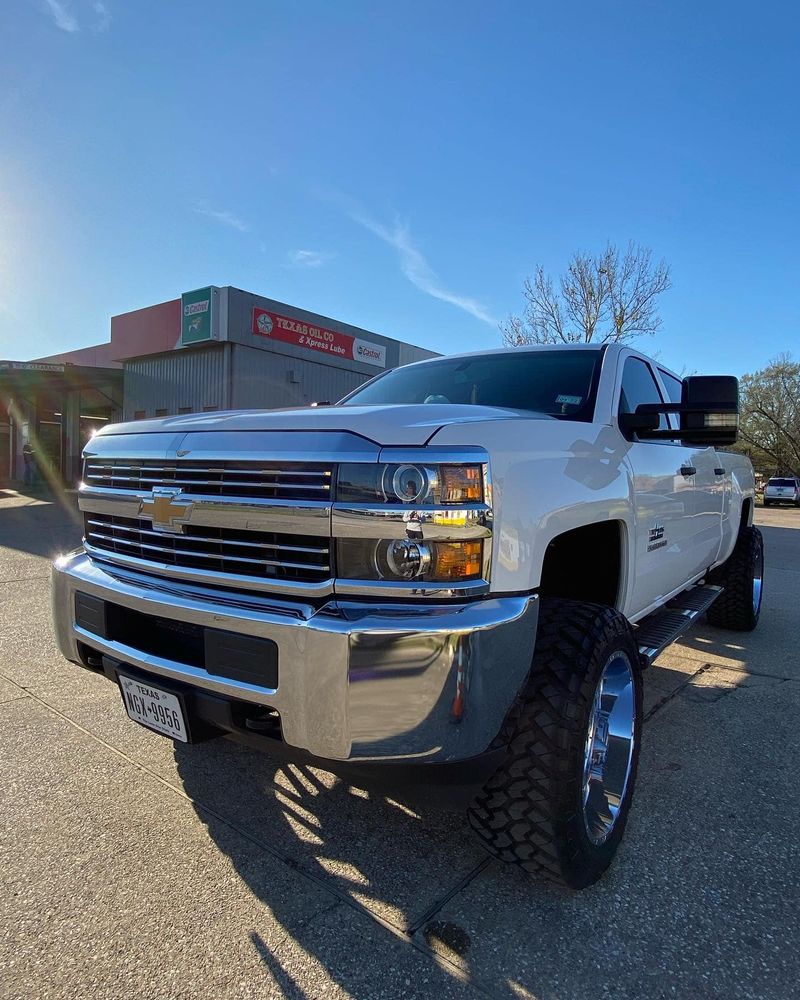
[338,537,484,583]
[334,453,491,592]
[338,463,484,505]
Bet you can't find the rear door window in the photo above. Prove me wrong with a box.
[658,370,683,404]
[658,369,683,432]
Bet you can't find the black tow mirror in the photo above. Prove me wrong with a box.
[680,375,739,446]
[631,375,739,446]
[619,410,660,436]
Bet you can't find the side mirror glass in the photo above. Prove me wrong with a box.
[680,375,739,446]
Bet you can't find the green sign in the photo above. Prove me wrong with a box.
[181,286,217,345]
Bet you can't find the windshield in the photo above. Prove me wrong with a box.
[768,478,796,487]
[340,349,603,421]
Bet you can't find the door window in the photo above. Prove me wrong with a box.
[618,358,670,436]
[659,370,683,404]
[658,369,683,431]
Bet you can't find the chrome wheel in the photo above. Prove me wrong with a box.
[582,652,636,845]
[752,537,764,615]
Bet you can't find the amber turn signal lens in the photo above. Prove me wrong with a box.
[440,465,483,503]
[430,540,483,580]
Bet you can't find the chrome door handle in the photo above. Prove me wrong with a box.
[680,466,697,476]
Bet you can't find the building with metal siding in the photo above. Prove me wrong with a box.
[229,343,366,411]
[123,345,228,421]
[120,286,437,421]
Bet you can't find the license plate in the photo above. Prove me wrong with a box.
[118,674,188,742]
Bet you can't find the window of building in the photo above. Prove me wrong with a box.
[155,408,168,417]
[178,406,192,414]
[134,410,146,420]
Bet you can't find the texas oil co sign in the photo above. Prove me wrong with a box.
[251,308,386,368]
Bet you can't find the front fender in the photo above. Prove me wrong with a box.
[432,419,634,595]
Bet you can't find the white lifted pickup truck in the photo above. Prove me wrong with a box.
[52,343,762,888]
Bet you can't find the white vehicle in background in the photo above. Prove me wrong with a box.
[763,476,800,507]
[52,343,762,889]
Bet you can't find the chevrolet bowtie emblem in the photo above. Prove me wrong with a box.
[139,488,193,534]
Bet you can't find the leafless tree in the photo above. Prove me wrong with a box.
[501,241,671,346]
[736,353,800,476]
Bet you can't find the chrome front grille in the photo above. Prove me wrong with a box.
[84,513,331,584]
[78,440,492,599]
[83,459,333,501]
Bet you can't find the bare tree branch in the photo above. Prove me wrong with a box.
[500,241,671,346]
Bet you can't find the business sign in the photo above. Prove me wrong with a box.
[181,287,218,345]
[0,361,66,372]
[251,308,386,368]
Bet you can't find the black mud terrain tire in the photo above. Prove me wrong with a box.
[468,599,643,889]
[706,524,764,631]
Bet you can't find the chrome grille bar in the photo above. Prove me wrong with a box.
[84,531,329,572]
[86,465,331,477]
[85,475,330,491]
[83,459,334,502]
[84,511,331,588]
[84,519,328,555]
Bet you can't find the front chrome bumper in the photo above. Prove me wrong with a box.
[52,552,539,763]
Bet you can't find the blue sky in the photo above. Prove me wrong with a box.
[1,0,797,377]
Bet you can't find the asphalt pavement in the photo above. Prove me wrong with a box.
[1,489,798,1000]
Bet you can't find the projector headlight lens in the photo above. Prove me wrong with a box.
[384,539,431,579]
[389,465,429,504]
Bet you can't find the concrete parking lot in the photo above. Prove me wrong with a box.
[1,490,798,1000]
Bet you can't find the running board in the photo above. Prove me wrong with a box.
[634,584,724,667]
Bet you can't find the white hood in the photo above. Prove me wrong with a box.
[99,403,544,448]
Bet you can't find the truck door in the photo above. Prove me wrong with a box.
[617,356,700,618]
[657,368,725,571]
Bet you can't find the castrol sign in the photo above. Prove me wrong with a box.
[251,308,386,368]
